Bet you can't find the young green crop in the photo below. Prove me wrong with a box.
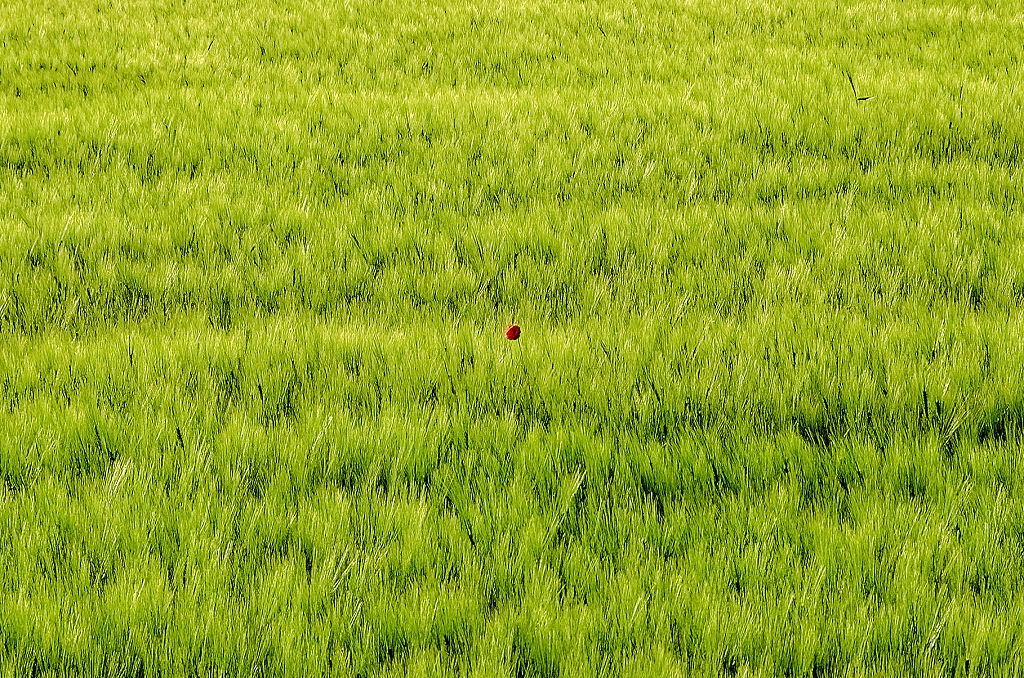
[2,0,1024,675]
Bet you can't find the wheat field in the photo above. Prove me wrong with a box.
[2,0,1024,675]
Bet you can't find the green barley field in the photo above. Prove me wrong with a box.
[2,0,1024,675]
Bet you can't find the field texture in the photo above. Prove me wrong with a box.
[2,0,1024,675]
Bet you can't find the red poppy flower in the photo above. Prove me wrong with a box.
[505,324,521,340]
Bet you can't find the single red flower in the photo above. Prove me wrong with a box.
[505,324,521,340]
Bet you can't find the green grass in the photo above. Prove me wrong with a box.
[2,0,1024,675]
